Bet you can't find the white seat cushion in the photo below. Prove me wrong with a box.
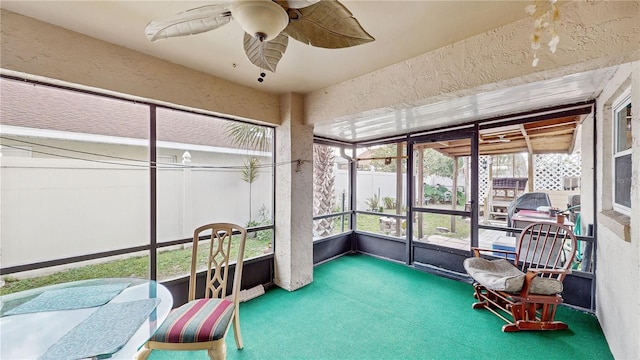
[529,276,563,295]
[463,258,525,293]
[464,257,564,295]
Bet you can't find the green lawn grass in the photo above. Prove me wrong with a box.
[356,209,470,239]
[1,230,272,295]
[3,210,470,296]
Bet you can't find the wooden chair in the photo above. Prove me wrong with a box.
[463,222,577,332]
[136,223,247,360]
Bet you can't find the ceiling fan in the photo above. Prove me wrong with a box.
[145,0,375,82]
[484,135,511,143]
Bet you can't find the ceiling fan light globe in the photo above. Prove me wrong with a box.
[231,0,289,42]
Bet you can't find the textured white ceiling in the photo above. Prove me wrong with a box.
[0,1,618,143]
[0,1,532,94]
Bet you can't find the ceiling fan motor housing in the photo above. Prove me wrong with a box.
[230,0,289,41]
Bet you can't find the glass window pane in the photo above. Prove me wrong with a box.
[313,144,350,239]
[614,154,632,208]
[613,96,631,213]
[156,228,271,282]
[0,252,149,295]
[356,213,405,237]
[413,146,468,211]
[355,143,406,214]
[615,103,632,153]
[247,229,274,257]
[158,230,257,282]
[479,154,529,224]
[313,215,351,240]
[413,213,470,249]
[0,79,149,279]
[574,238,594,273]
[477,117,593,239]
[156,108,274,243]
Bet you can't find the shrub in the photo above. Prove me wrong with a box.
[365,194,380,212]
[383,197,396,209]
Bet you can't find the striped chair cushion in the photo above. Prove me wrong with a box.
[151,298,235,343]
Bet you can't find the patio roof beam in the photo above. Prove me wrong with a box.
[519,124,533,154]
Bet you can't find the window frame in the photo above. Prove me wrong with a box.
[611,88,632,216]
[0,76,276,285]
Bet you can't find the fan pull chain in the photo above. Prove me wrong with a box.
[257,34,267,83]
[258,68,266,83]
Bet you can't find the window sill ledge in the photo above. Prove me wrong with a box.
[600,210,631,242]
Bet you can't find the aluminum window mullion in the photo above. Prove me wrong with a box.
[149,105,157,281]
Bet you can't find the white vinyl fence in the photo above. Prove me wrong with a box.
[0,156,271,270]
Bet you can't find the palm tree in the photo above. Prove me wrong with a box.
[226,122,337,237]
[313,145,336,237]
[226,123,272,225]
[225,123,272,153]
[242,157,260,222]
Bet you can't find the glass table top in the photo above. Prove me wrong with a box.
[0,278,173,359]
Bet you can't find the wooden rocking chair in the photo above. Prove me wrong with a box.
[463,222,577,332]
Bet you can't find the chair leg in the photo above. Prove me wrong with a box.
[539,303,556,322]
[524,303,538,321]
[208,341,226,360]
[471,283,488,309]
[232,311,244,350]
[134,344,152,360]
[510,303,525,322]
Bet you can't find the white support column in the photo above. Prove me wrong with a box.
[274,93,314,291]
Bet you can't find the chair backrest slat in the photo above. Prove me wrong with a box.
[188,223,247,302]
[515,222,577,281]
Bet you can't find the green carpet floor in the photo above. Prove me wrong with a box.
[149,254,612,360]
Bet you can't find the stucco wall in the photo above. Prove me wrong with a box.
[595,62,640,360]
[305,0,640,127]
[0,9,281,126]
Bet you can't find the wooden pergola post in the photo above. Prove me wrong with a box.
[528,152,534,192]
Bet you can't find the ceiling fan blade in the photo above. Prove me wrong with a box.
[284,0,374,49]
[286,0,321,9]
[485,137,511,143]
[243,33,289,73]
[145,4,232,42]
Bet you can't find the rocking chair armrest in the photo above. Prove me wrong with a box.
[519,268,572,296]
[520,271,538,296]
[470,247,492,257]
[526,268,572,276]
[470,247,517,258]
